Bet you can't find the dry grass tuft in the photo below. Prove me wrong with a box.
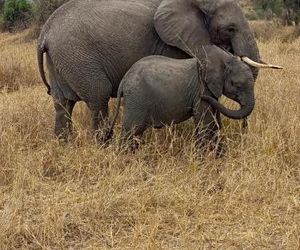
[250,20,300,43]
[0,31,40,92]
[0,30,299,249]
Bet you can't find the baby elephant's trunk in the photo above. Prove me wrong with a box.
[201,94,255,120]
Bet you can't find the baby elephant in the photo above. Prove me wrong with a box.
[107,45,255,151]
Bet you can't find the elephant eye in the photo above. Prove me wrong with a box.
[225,24,236,33]
[228,27,235,32]
[232,81,241,89]
[235,83,242,89]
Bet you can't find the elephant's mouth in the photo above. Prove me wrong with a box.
[221,44,234,54]
[215,41,234,54]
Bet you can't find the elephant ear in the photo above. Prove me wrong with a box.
[154,0,212,56]
[204,57,226,99]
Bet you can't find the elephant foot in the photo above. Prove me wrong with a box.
[129,138,140,152]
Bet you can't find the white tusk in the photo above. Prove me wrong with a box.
[241,57,284,69]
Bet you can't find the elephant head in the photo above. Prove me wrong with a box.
[199,47,255,119]
[154,0,261,79]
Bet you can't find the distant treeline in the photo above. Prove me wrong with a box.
[1,0,300,32]
[0,0,68,31]
[252,0,300,25]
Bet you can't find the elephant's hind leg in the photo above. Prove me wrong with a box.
[47,55,77,141]
[84,76,113,143]
[54,99,76,141]
[88,97,111,143]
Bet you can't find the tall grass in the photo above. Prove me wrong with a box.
[0,30,299,249]
[0,31,39,92]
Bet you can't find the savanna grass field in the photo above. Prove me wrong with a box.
[0,24,299,249]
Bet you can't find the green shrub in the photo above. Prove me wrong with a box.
[253,0,300,25]
[253,0,284,19]
[0,0,5,11]
[2,0,32,30]
[22,0,68,39]
[32,0,68,25]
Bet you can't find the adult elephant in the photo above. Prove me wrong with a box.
[38,0,267,140]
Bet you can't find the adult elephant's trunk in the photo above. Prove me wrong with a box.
[201,94,255,120]
[231,27,261,80]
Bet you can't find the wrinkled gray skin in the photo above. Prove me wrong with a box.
[107,46,254,150]
[37,0,260,140]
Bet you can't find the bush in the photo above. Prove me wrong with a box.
[0,0,5,11]
[0,0,68,32]
[253,0,284,20]
[32,0,68,25]
[1,0,32,31]
[21,0,68,39]
[253,0,300,25]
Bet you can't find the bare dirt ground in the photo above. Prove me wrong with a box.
[0,29,299,249]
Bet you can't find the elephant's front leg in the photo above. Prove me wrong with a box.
[193,103,224,157]
[54,99,76,141]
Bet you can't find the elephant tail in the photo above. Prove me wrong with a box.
[37,39,51,95]
[105,84,124,141]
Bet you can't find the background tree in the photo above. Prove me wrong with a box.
[283,0,300,24]
[0,0,5,11]
[252,0,300,25]
[253,0,284,19]
[1,0,31,31]
[32,0,68,25]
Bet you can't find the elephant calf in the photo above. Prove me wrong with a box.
[107,45,255,151]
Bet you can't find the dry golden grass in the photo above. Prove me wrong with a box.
[0,31,40,92]
[250,20,300,43]
[0,30,299,249]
